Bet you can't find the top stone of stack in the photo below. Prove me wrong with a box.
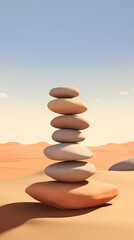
[49,87,79,98]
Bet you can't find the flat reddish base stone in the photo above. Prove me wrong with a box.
[25,180,119,209]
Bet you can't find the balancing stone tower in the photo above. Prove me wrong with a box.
[25,87,119,209]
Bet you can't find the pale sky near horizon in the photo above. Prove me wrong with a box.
[0,0,134,146]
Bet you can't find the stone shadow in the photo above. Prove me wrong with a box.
[0,202,111,234]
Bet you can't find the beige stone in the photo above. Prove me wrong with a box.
[47,98,87,114]
[49,87,79,98]
[51,115,90,130]
[25,180,119,209]
[44,161,96,182]
[44,143,93,161]
[52,129,85,143]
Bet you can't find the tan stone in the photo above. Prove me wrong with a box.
[51,115,90,130]
[25,180,119,209]
[52,129,85,143]
[44,143,93,161]
[44,161,96,182]
[49,87,79,98]
[47,98,87,114]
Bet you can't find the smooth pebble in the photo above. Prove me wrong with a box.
[25,180,119,209]
[44,161,96,182]
[49,87,79,98]
[52,129,85,143]
[109,158,134,171]
[51,115,90,130]
[47,98,87,114]
[44,143,93,161]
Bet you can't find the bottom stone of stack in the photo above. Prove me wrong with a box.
[44,161,96,182]
[25,180,119,209]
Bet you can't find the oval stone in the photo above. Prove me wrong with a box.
[109,158,134,171]
[25,180,119,209]
[51,115,90,130]
[49,87,79,98]
[52,129,85,143]
[44,161,96,182]
[44,143,93,161]
[47,98,87,114]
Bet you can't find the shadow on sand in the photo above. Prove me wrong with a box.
[0,202,111,234]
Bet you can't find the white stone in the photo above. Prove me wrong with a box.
[44,161,96,182]
[44,143,93,161]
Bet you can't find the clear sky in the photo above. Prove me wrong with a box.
[0,0,134,145]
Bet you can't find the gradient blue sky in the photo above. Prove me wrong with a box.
[0,0,134,145]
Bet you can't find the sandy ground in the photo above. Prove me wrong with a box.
[0,170,134,240]
[0,142,134,180]
[0,142,134,239]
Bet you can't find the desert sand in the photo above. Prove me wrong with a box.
[0,142,134,239]
[0,170,134,240]
[0,142,134,179]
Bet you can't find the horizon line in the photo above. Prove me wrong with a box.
[0,141,134,147]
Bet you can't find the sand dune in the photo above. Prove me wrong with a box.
[0,170,134,240]
[89,142,134,170]
[0,142,49,179]
[0,142,134,180]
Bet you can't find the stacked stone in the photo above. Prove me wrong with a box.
[25,87,119,210]
[44,87,96,182]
